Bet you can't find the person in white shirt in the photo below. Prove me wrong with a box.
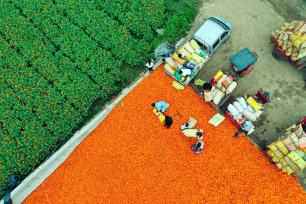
[182,129,203,140]
[178,69,191,82]
[178,50,188,59]
[179,69,191,76]
[145,59,155,72]
[201,82,217,102]
[180,117,197,130]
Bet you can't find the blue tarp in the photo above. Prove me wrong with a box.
[230,48,257,71]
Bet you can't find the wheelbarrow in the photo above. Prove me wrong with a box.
[255,89,270,105]
[230,48,258,76]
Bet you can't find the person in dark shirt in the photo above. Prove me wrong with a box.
[164,116,173,129]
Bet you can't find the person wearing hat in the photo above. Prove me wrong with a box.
[192,140,205,154]
[151,101,169,113]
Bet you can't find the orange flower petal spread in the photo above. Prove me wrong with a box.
[26,67,306,204]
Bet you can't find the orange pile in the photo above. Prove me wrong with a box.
[26,67,306,203]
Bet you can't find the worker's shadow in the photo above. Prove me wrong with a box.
[257,139,268,151]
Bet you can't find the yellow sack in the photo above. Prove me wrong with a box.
[267,150,275,157]
[172,81,185,90]
[288,151,300,161]
[289,151,306,170]
[189,39,200,50]
[297,50,306,60]
[272,157,279,163]
[268,144,278,151]
[275,141,289,155]
[191,53,203,64]
[268,149,279,162]
[284,156,299,172]
[164,64,175,75]
[184,42,194,53]
[279,157,287,167]
[177,47,191,55]
[290,132,299,146]
[177,46,185,53]
[272,149,283,159]
[268,150,280,163]
[281,166,288,173]
[247,96,262,111]
[172,53,185,65]
[213,70,224,81]
[282,137,296,151]
[285,166,294,175]
[291,32,306,48]
[293,158,306,170]
[165,57,176,67]
[276,162,282,169]
[293,21,304,32]
[185,54,192,61]
[286,124,297,132]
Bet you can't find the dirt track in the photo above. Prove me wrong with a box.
[191,0,306,146]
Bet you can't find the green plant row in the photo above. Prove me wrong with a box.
[11,0,128,98]
[0,5,82,132]
[99,0,165,40]
[0,3,103,113]
[36,0,149,66]
[0,77,57,192]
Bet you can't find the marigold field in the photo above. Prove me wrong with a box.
[26,67,306,203]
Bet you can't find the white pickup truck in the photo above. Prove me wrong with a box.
[164,16,232,86]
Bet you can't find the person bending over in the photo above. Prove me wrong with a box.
[164,116,173,129]
[182,129,203,140]
[180,117,197,131]
[201,82,217,102]
[151,101,170,113]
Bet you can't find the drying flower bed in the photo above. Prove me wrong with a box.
[26,67,306,203]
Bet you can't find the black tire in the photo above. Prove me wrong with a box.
[272,48,283,60]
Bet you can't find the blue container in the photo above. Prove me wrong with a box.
[163,52,171,58]
[183,62,196,70]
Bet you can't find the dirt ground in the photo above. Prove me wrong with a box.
[190,0,306,147]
